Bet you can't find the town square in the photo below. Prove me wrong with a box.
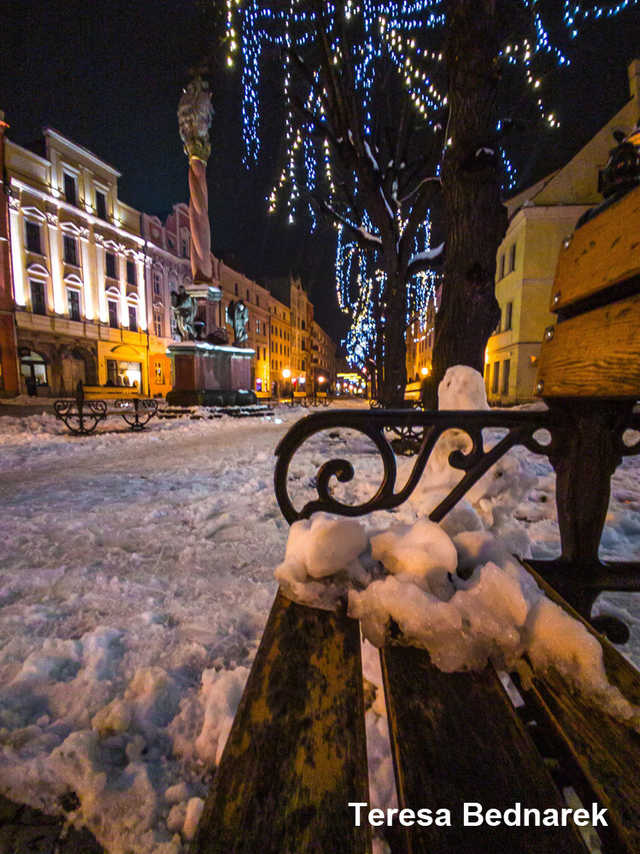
[1,2,640,852]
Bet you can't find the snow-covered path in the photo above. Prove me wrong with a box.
[1,403,639,854]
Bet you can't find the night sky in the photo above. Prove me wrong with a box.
[4,0,640,344]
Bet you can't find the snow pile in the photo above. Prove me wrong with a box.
[278,517,638,725]
[0,374,638,854]
[275,513,371,608]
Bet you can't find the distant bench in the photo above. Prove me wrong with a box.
[54,381,159,434]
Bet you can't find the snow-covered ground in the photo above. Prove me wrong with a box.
[1,394,639,854]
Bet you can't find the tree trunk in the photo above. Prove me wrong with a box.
[380,263,408,407]
[426,0,507,408]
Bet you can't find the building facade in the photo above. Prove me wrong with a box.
[3,124,337,399]
[6,128,149,394]
[0,112,19,397]
[485,58,640,404]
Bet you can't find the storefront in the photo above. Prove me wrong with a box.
[98,341,149,394]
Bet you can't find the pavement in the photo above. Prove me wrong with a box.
[0,795,103,854]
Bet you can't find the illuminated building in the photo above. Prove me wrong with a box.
[0,111,18,396]
[485,58,640,404]
[5,127,149,394]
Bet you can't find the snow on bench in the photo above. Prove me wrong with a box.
[191,187,640,853]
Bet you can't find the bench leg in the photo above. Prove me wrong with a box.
[546,400,634,616]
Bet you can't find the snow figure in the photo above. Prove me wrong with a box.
[177,75,214,284]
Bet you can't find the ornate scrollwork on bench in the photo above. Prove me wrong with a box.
[274,408,560,524]
[118,398,159,431]
[54,398,107,435]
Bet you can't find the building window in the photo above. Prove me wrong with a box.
[247,289,250,301]
[491,361,500,394]
[154,306,163,337]
[234,283,238,296]
[25,221,42,254]
[30,280,47,315]
[128,305,138,332]
[508,242,516,273]
[502,359,510,395]
[181,233,189,258]
[108,300,119,328]
[63,234,78,266]
[105,252,117,279]
[302,360,306,371]
[126,260,136,286]
[256,318,261,334]
[499,254,505,280]
[302,320,306,330]
[67,288,81,321]
[504,301,513,331]
[154,360,165,384]
[63,173,77,206]
[20,350,48,387]
[153,271,161,296]
[96,190,107,220]
[256,295,260,308]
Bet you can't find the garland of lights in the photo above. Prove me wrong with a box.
[224,0,638,366]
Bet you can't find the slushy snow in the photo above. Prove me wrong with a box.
[0,369,638,853]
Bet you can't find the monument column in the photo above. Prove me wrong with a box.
[166,75,255,407]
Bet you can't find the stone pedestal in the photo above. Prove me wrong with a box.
[166,342,256,406]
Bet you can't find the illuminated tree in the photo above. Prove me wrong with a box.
[222,0,639,405]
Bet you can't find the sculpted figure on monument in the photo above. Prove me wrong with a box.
[177,76,213,162]
[171,285,198,341]
[226,300,250,346]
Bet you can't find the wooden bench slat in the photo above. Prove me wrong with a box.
[380,645,587,854]
[519,563,640,854]
[552,186,640,312]
[536,294,640,398]
[191,590,371,854]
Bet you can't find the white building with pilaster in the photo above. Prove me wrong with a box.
[6,128,150,394]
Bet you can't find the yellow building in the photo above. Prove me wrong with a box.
[311,319,337,392]
[485,58,640,404]
[6,128,151,394]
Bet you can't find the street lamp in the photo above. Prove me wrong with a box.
[421,366,429,376]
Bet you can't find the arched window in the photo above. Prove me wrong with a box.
[20,350,48,387]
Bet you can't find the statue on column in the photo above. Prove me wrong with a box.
[171,285,198,340]
[226,300,249,346]
[178,75,214,284]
